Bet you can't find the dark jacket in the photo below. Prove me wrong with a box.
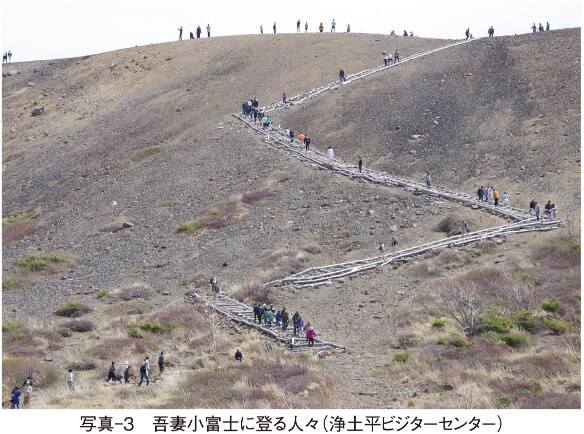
[10,389,21,404]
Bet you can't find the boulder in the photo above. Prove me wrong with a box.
[32,106,44,116]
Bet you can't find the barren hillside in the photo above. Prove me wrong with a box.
[2,30,581,409]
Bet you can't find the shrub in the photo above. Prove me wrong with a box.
[265,170,289,185]
[396,333,418,349]
[96,289,109,299]
[541,300,562,313]
[2,219,36,245]
[542,317,571,335]
[435,215,463,235]
[232,281,270,303]
[2,357,61,391]
[59,319,95,332]
[2,278,19,290]
[155,200,175,207]
[393,353,410,363]
[483,312,513,333]
[127,328,143,339]
[514,310,539,332]
[501,335,525,348]
[16,253,67,272]
[180,272,210,289]
[11,332,26,341]
[495,394,512,407]
[432,319,446,328]
[302,244,322,254]
[137,322,165,334]
[448,333,473,348]
[436,338,447,346]
[2,321,23,331]
[54,302,91,318]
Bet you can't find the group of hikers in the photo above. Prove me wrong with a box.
[178,24,210,40]
[383,50,400,66]
[477,185,508,207]
[252,304,318,346]
[241,97,273,129]
[529,199,558,221]
[8,377,32,409]
[104,353,165,387]
[531,21,551,32]
[2,51,12,63]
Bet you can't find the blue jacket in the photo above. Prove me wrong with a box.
[10,389,21,404]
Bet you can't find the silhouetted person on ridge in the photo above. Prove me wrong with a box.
[196,25,201,38]
[178,26,183,40]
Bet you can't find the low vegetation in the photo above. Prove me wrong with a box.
[2,209,39,245]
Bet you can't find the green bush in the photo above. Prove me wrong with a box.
[436,338,447,345]
[172,219,203,235]
[495,394,512,407]
[501,335,525,348]
[2,278,19,290]
[393,353,409,363]
[96,289,109,299]
[2,321,23,331]
[516,387,531,397]
[138,322,165,334]
[432,319,446,328]
[11,332,26,341]
[514,310,540,332]
[448,333,473,348]
[542,317,571,335]
[541,300,562,312]
[127,328,143,339]
[483,312,513,333]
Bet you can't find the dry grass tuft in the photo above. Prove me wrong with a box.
[257,249,308,281]
[241,188,277,204]
[59,319,95,332]
[129,146,162,162]
[115,283,155,301]
[231,281,271,304]
[262,169,289,187]
[2,219,36,245]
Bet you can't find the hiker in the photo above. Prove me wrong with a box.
[331,19,336,32]
[529,198,536,214]
[304,135,311,151]
[210,276,219,293]
[108,361,116,382]
[465,28,470,40]
[327,146,334,158]
[10,387,21,409]
[534,202,541,221]
[190,31,194,39]
[266,116,271,127]
[283,91,286,103]
[260,24,263,34]
[461,219,469,235]
[282,308,289,330]
[275,310,282,327]
[7,51,12,62]
[207,24,211,37]
[23,381,32,406]
[477,186,484,202]
[391,237,398,252]
[346,23,350,33]
[358,157,362,173]
[121,361,130,383]
[307,327,316,346]
[158,351,165,373]
[262,115,268,130]
[394,50,400,62]
[196,25,201,38]
[532,23,537,33]
[488,26,494,37]
[551,204,557,219]
[486,186,494,204]
[502,192,510,205]
[2,52,6,63]
[304,321,313,340]
[67,369,74,390]
[22,377,33,388]
[273,22,276,34]
[138,357,150,386]
[339,68,345,83]
[384,55,388,66]
[289,129,294,143]
[493,188,500,206]
[267,309,275,327]
[305,22,308,33]
[297,19,301,32]
[546,21,550,31]
[539,23,544,32]
[253,97,258,109]
[235,348,243,361]
[390,30,396,36]
[253,304,259,322]
[298,132,305,143]
[295,316,304,336]
[178,26,183,40]
[292,311,300,334]
[256,304,265,324]
[425,172,431,188]
[319,23,324,32]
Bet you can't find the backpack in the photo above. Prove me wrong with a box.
[140,363,146,374]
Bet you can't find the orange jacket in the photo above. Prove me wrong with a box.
[493,190,500,199]
[298,134,305,140]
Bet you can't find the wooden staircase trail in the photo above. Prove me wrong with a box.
[200,38,562,352]
[266,219,559,288]
[189,292,346,355]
